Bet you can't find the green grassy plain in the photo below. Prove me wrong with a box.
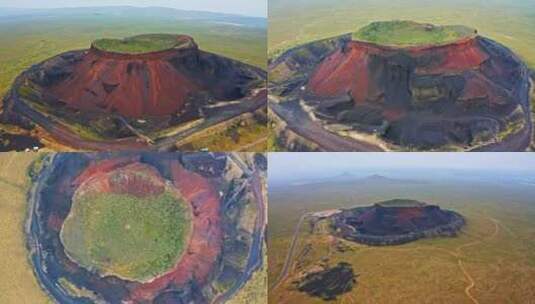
[353,21,475,46]
[268,179,535,303]
[61,191,190,282]
[269,0,535,69]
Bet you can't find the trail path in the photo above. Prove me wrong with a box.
[237,136,268,152]
[269,97,385,151]
[455,217,500,304]
[458,260,479,304]
[270,212,312,291]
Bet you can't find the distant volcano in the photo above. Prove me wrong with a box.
[269,21,532,151]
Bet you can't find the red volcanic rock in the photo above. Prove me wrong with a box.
[129,161,222,302]
[73,157,167,198]
[73,156,141,186]
[68,157,224,302]
[20,34,265,121]
[48,39,200,118]
[414,38,488,74]
[308,37,491,105]
[308,42,372,103]
[331,199,465,245]
[355,205,428,233]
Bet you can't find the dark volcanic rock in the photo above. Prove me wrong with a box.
[270,23,532,151]
[294,262,356,301]
[0,131,43,152]
[329,199,465,245]
[254,153,268,171]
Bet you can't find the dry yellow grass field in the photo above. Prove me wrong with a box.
[0,152,51,304]
[269,185,535,304]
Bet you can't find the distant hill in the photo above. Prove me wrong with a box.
[286,173,426,187]
[359,174,426,184]
[0,6,267,28]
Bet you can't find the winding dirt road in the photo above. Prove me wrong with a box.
[269,97,385,152]
[270,212,312,291]
[455,217,500,304]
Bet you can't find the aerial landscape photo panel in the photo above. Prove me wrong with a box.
[0,151,268,303]
[268,0,535,152]
[268,152,535,303]
[0,0,268,152]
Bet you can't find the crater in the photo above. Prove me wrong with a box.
[327,199,465,245]
[60,163,192,283]
[26,153,266,303]
[92,34,197,55]
[269,21,532,151]
[352,20,476,47]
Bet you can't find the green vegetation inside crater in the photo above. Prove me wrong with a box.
[353,21,476,46]
[60,191,190,282]
[376,199,425,208]
[93,34,187,54]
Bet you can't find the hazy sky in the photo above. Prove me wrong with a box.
[269,153,535,181]
[0,0,267,17]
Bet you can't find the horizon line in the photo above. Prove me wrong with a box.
[0,5,267,19]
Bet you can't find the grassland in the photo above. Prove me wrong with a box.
[268,0,535,69]
[181,118,268,152]
[268,179,535,303]
[61,191,190,282]
[93,34,185,54]
[0,153,51,303]
[353,21,475,46]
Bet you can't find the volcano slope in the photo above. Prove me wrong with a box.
[324,199,465,246]
[2,34,266,151]
[26,152,267,303]
[269,21,533,151]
